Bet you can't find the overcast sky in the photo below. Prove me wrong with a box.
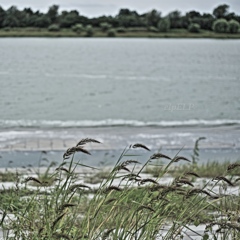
[1,0,240,17]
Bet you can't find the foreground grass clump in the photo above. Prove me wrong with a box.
[0,138,240,239]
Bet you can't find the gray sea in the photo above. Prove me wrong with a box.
[0,38,240,166]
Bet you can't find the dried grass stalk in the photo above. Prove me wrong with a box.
[63,146,91,158]
[69,184,91,192]
[176,180,194,187]
[173,156,191,162]
[187,188,211,197]
[140,178,159,185]
[53,233,70,240]
[51,213,65,229]
[132,143,150,151]
[122,160,140,166]
[102,228,115,240]
[59,203,76,211]
[184,172,200,178]
[56,167,70,174]
[213,176,234,186]
[150,153,171,160]
[137,205,155,212]
[76,138,101,146]
[24,177,42,185]
[105,186,122,193]
[227,163,240,171]
[105,198,117,204]
[122,173,141,181]
[115,165,131,172]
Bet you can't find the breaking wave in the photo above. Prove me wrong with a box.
[0,119,240,129]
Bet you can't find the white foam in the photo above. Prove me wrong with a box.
[0,119,240,129]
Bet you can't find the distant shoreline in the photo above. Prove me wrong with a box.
[1,28,240,39]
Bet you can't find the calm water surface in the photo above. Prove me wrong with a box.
[0,38,240,161]
[0,38,240,122]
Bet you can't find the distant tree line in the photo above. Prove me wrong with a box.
[0,4,239,34]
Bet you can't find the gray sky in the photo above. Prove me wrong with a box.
[0,0,240,17]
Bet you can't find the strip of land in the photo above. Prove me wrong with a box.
[1,28,240,38]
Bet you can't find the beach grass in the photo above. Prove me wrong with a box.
[1,139,240,239]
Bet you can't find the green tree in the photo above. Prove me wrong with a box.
[60,10,79,28]
[184,11,202,29]
[47,5,59,24]
[3,15,19,27]
[186,11,201,19]
[34,15,51,28]
[146,9,161,27]
[21,8,34,27]
[188,23,201,33]
[200,13,215,30]
[168,10,182,28]
[212,18,229,33]
[100,22,112,32]
[0,6,6,27]
[157,18,170,32]
[228,19,240,33]
[225,12,237,21]
[2,6,22,27]
[213,4,229,19]
[107,28,116,37]
[117,9,141,27]
[85,24,94,37]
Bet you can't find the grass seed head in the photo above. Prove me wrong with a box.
[213,176,234,186]
[150,153,171,160]
[132,143,150,151]
[140,178,159,185]
[76,138,101,146]
[51,213,65,230]
[227,163,240,171]
[24,177,42,185]
[173,156,191,162]
[69,184,91,192]
[184,171,200,178]
[104,186,122,193]
[137,205,155,212]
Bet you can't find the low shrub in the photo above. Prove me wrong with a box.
[85,24,94,37]
[148,26,158,32]
[116,27,126,33]
[158,18,170,32]
[107,28,116,37]
[212,18,229,33]
[72,23,84,34]
[100,22,112,32]
[48,24,60,32]
[228,19,240,33]
[188,23,201,33]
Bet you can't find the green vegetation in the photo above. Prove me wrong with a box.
[100,22,112,32]
[1,27,240,38]
[85,24,94,37]
[213,18,229,33]
[71,23,83,34]
[107,28,116,37]
[188,23,201,33]
[158,18,170,32]
[0,4,239,38]
[1,139,240,239]
[229,19,240,33]
[48,24,60,32]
